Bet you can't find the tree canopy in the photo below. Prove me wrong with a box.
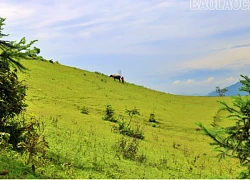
[0,17,41,71]
[0,17,41,125]
[198,75,250,178]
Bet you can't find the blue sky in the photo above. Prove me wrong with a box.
[0,0,250,95]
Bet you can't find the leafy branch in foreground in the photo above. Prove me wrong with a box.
[0,17,42,126]
[197,74,250,178]
[239,74,250,95]
[0,17,48,173]
[0,17,43,72]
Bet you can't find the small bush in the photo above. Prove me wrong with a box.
[95,71,106,76]
[0,116,28,151]
[50,116,59,128]
[125,108,140,127]
[113,120,145,140]
[149,113,157,123]
[114,137,142,161]
[80,106,89,115]
[101,79,107,83]
[137,153,147,163]
[49,60,54,63]
[0,114,49,173]
[103,105,117,122]
[112,108,145,139]
[17,114,49,173]
[95,71,102,75]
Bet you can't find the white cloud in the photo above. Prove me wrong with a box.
[178,47,250,71]
[172,77,214,86]
[78,31,91,39]
[172,80,181,85]
[204,77,214,83]
[168,75,243,95]
[172,79,195,85]
[1,1,250,46]
[186,79,195,84]
[214,76,239,87]
[32,30,63,40]
[226,77,235,82]
[0,1,35,22]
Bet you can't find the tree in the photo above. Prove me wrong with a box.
[215,86,228,96]
[198,75,250,178]
[0,18,49,173]
[239,75,250,95]
[0,17,40,126]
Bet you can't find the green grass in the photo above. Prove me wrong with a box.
[0,59,242,178]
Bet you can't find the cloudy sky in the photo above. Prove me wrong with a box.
[1,0,250,95]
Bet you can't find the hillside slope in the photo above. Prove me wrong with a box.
[3,59,241,179]
[18,60,229,134]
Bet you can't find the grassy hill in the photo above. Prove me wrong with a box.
[0,60,242,178]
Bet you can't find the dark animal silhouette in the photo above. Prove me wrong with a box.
[109,74,121,82]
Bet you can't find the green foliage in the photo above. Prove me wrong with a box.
[125,107,140,127]
[101,79,107,83]
[149,113,157,123]
[0,118,26,151]
[198,75,250,178]
[113,108,144,139]
[80,106,89,115]
[114,120,145,140]
[0,18,42,71]
[0,17,41,125]
[0,114,49,173]
[0,69,27,124]
[238,169,250,179]
[0,17,48,174]
[215,86,228,96]
[5,53,244,178]
[103,105,117,122]
[114,136,146,162]
[152,123,156,127]
[95,71,106,76]
[0,132,11,149]
[50,116,59,128]
[17,114,49,173]
[239,74,250,95]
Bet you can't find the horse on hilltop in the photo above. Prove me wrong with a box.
[109,74,121,82]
